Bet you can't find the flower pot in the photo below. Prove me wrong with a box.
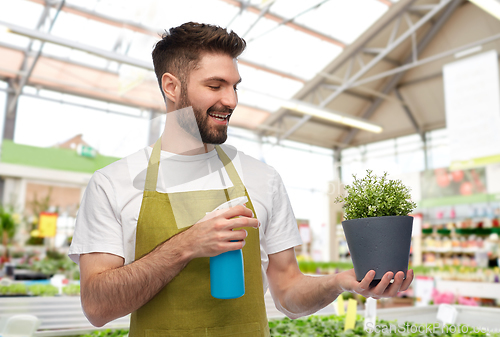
[342,215,413,284]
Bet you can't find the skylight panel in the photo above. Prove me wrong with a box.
[68,49,108,68]
[145,0,240,31]
[237,64,303,111]
[242,24,342,80]
[40,43,73,59]
[0,0,44,29]
[50,12,122,52]
[269,0,331,21]
[126,32,159,63]
[292,0,388,44]
[0,31,31,49]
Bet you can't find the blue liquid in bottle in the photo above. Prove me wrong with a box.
[210,248,245,299]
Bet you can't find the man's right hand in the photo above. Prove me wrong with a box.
[169,205,259,259]
[79,204,258,327]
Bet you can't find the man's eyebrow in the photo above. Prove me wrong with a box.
[203,77,242,85]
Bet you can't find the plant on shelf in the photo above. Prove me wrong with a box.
[0,283,28,296]
[0,206,20,263]
[28,284,59,297]
[28,249,80,280]
[25,189,53,246]
[335,170,416,284]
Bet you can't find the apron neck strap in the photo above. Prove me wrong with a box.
[144,139,244,192]
[145,138,162,192]
[215,145,244,188]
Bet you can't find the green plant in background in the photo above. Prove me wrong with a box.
[28,284,59,296]
[25,189,53,245]
[28,249,80,280]
[0,283,28,296]
[81,329,129,337]
[335,170,416,220]
[62,284,80,296]
[297,261,354,275]
[76,315,500,337]
[0,206,19,260]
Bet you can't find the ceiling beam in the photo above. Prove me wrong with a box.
[318,0,453,109]
[27,0,159,36]
[259,0,419,131]
[26,0,305,84]
[340,0,463,146]
[394,87,424,141]
[350,30,500,87]
[7,0,65,116]
[219,0,346,48]
[1,20,154,69]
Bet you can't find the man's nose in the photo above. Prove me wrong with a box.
[221,87,238,109]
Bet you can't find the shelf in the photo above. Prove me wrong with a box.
[422,227,500,235]
[437,228,451,235]
[435,279,500,300]
[422,247,487,254]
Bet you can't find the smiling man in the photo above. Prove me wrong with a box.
[69,22,412,336]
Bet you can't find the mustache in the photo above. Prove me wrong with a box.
[207,106,233,114]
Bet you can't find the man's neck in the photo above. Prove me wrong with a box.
[155,118,215,155]
[159,137,215,156]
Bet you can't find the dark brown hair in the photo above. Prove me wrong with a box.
[152,22,246,98]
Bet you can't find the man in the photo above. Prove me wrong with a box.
[69,22,412,336]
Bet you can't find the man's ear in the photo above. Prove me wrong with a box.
[161,73,181,103]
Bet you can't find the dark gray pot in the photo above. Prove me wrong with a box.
[342,215,413,284]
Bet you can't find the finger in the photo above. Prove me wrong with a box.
[219,205,254,219]
[230,229,248,241]
[398,269,414,292]
[383,271,404,297]
[357,270,375,293]
[227,216,260,230]
[371,272,393,298]
[224,239,246,251]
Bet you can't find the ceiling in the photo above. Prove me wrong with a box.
[1,0,499,151]
[261,0,500,149]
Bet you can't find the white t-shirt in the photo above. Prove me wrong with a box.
[69,144,302,292]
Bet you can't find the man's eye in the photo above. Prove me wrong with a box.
[234,87,238,91]
[209,86,220,90]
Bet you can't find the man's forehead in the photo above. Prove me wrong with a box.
[191,53,241,81]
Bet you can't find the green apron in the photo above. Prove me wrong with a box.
[129,138,270,337]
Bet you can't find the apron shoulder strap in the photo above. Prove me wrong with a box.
[215,145,244,188]
[145,138,162,192]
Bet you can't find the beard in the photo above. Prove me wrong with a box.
[176,84,232,144]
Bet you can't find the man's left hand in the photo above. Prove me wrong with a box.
[335,269,413,300]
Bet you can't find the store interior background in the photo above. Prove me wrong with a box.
[1,0,500,333]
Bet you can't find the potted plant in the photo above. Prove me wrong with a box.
[335,170,416,285]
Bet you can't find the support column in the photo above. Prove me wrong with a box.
[328,147,343,262]
[3,79,18,141]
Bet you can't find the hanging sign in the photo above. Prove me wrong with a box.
[77,144,96,158]
[443,50,500,170]
[38,212,58,237]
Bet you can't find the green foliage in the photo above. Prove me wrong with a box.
[335,170,416,220]
[62,284,80,296]
[0,283,28,295]
[0,206,18,240]
[30,255,80,280]
[76,315,500,337]
[268,315,500,337]
[81,329,129,337]
[298,261,354,274]
[28,284,59,296]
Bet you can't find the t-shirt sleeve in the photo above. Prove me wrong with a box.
[68,171,124,264]
[265,168,303,254]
